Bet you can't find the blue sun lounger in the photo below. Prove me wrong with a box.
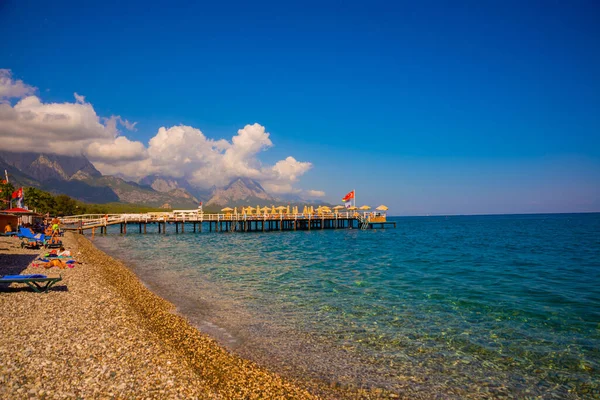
[18,227,45,248]
[0,274,62,293]
[17,227,62,249]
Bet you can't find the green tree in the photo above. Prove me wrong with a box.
[24,187,56,214]
[53,194,78,216]
[0,180,16,209]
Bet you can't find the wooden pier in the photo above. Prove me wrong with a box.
[60,211,396,235]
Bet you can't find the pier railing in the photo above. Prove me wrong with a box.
[60,211,384,227]
[61,211,372,225]
[59,210,395,232]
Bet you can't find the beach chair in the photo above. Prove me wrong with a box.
[0,274,62,293]
[44,237,63,249]
[18,227,45,248]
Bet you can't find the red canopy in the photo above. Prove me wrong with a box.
[3,207,34,213]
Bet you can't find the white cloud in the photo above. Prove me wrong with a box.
[85,136,148,162]
[262,182,301,194]
[306,190,326,197]
[74,92,86,104]
[0,70,36,101]
[271,157,312,182]
[0,92,144,159]
[0,70,321,195]
[104,115,138,132]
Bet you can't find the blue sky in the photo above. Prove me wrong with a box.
[1,0,599,214]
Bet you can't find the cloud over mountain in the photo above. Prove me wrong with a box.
[0,69,322,196]
[0,69,36,101]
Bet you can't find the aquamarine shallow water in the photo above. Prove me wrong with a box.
[93,213,600,398]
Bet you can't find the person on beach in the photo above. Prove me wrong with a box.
[34,258,75,269]
[50,217,60,234]
[57,246,71,257]
[47,229,61,246]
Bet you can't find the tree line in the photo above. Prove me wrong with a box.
[0,183,162,216]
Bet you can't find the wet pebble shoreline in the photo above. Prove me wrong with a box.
[0,233,399,399]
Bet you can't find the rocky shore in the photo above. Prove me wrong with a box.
[0,233,396,399]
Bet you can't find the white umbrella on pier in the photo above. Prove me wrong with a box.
[359,205,371,210]
[376,205,388,211]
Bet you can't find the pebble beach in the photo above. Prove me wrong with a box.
[0,233,399,399]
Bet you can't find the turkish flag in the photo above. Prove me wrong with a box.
[342,190,355,202]
[11,188,23,199]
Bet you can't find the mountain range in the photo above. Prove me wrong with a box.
[0,151,323,210]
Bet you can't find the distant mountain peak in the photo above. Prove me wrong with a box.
[205,177,275,207]
[0,151,102,182]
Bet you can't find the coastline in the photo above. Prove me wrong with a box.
[0,233,395,399]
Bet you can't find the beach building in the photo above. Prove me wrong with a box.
[0,208,42,228]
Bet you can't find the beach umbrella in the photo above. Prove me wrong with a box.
[276,206,286,214]
[302,206,307,214]
[256,205,261,214]
[333,205,345,210]
[234,207,238,215]
[286,205,290,214]
[271,205,277,214]
[221,207,233,212]
[376,205,388,211]
[348,206,358,210]
[359,205,371,210]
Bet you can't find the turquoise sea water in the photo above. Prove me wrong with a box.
[93,213,600,398]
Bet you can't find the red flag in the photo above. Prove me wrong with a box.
[342,190,355,202]
[11,188,23,199]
